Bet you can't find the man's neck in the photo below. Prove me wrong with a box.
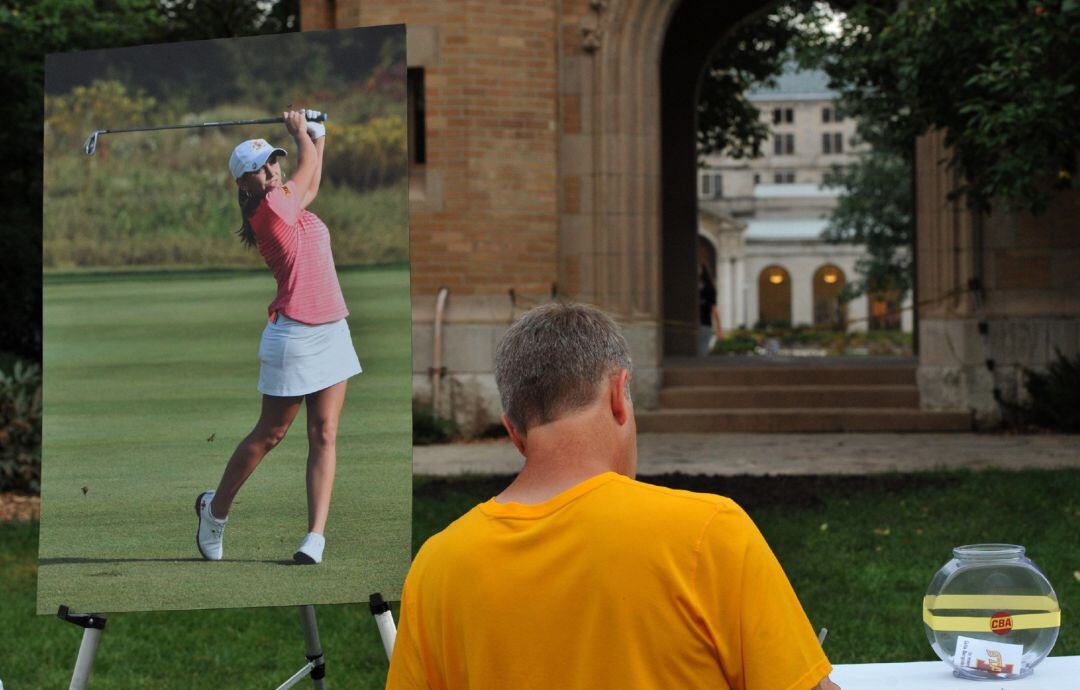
[494,406,630,505]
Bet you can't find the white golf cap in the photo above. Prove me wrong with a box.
[229,139,288,179]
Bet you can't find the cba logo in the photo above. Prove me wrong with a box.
[990,611,1013,635]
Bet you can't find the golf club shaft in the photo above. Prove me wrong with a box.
[98,112,327,136]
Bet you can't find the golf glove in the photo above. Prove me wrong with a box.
[304,109,326,140]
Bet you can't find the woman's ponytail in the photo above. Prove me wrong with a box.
[236,188,261,248]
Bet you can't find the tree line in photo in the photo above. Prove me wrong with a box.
[43,77,407,269]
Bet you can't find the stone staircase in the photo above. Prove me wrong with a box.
[637,359,972,433]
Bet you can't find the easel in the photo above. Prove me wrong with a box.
[368,593,397,660]
[57,604,327,689]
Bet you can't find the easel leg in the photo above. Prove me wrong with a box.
[299,605,326,690]
[57,607,107,690]
[70,626,104,690]
[369,593,397,661]
[276,605,327,690]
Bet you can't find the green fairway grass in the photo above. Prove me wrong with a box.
[4,468,1078,687]
[38,266,412,614]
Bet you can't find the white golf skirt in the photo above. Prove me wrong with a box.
[257,315,363,397]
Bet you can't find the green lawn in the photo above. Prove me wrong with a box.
[38,266,413,614]
[4,469,1077,687]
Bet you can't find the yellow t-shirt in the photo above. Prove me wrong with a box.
[387,472,831,690]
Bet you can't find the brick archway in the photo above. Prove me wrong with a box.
[556,0,769,402]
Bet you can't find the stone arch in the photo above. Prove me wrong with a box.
[697,233,719,331]
[812,263,846,327]
[571,0,769,325]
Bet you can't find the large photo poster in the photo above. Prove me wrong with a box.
[39,25,411,613]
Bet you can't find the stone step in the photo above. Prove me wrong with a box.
[662,366,915,387]
[659,385,920,409]
[636,408,972,433]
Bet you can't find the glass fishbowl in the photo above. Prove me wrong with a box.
[924,544,1060,680]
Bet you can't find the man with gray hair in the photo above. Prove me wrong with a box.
[388,302,838,690]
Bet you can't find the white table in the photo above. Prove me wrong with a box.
[830,656,1080,689]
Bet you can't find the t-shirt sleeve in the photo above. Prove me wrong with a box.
[385,568,433,689]
[263,182,303,226]
[695,502,832,690]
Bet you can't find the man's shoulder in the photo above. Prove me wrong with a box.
[605,474,742,520]
[411,504,489,565]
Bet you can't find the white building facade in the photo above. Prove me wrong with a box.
[697,68,912,334]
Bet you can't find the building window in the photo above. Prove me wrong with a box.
[773,171,795,184]
[822,107,845,124]
[699,171,723,199]
[773,133,795,155]
[771,107,794,125]
[758,265,792,327]
[813,264,847,327]
[822,132,843,154]
[407,68,426,165]
[753,173,760,185]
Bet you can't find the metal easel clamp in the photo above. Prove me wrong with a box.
[369,592,391,615]
[57,605,107,630]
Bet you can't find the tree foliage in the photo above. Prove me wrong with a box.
[823,149,913,299]
[160,0,298,39]
[697,1,822,160]
[800,0,1078,214]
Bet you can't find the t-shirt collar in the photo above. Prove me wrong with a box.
[479,471,622,519]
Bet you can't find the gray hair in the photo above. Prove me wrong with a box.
[495,302,632,432]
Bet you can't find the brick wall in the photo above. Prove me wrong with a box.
[983,186,1080,318]
[304,0,562,301]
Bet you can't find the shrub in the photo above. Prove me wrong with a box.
[1013,350,1080,432]
[45,81,157,156]
[0,360,42,494]
[713,329,758,355]
[323,116,407,191]
[413,403,460,446]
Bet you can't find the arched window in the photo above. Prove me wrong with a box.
[813,264,846,328]
[757,265,791,327]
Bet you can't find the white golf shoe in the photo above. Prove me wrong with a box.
[293,532,325,565]
[195,490,227,561]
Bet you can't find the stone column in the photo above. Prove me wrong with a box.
[914,130,993,420]
[717,257,733,330]
[791,263,813,326]
[735,257,746,328]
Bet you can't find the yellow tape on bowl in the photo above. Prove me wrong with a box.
[923,594,1059,611]
[922,609,1061,633]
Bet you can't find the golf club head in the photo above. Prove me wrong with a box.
[83,130,104,156]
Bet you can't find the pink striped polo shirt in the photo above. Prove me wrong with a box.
[251,181,348,325]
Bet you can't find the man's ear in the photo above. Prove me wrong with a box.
[610,369,632,426]
[501,414,527,456]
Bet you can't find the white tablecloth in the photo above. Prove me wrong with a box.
[830,656,1080,689]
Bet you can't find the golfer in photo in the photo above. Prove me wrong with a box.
[196,109,362,566]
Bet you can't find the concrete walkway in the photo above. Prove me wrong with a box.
[413,433,1080,476]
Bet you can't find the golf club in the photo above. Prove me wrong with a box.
[83,111,329,156]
